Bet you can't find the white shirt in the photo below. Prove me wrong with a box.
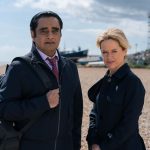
[36,48,59,70]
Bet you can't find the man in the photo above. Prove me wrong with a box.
[0,11,83,150]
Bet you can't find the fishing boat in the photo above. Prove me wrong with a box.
[60,47,88,62]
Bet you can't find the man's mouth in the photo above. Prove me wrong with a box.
[45,42,55,44]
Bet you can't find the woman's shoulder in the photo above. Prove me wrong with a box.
[88,78,104,102]
[125,69,145,92]
[126,69,142,84]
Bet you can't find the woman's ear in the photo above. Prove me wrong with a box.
[124,48,127,54]
[124,49,127,59]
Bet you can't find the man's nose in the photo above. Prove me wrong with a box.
[46,32,53,38]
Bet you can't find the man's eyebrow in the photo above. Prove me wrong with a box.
[52,27,60,31]
[39,27,48,31]
[38,27,60,31]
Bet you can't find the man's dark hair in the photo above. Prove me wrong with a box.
[30,11,63,32]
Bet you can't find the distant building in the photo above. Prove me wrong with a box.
[127,49,150,66]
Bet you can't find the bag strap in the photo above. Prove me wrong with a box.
[19,116,42,134]
[12,56,52,134]
[12,56,52,90]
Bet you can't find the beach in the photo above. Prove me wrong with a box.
[0,66,150,150]
[78,67,150,150]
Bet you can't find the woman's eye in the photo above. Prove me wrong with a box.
[102,51,107,54]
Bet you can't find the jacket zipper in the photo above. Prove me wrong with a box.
[35,60,66,150]
[54,62,66,150]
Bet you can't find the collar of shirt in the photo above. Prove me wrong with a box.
[36,47,59,70]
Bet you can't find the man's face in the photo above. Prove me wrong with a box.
[31,17,61,57]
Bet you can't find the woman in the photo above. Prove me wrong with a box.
[86,28,146,150]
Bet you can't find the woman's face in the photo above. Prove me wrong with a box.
[101,39,127,74]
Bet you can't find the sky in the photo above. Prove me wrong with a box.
[0,0,149,63]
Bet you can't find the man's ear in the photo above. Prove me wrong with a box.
[31,30,35,39]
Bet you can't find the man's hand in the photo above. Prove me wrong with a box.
[46,88,59,108]
[92,144,101,150]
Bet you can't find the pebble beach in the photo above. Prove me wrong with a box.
[0,65,149,150]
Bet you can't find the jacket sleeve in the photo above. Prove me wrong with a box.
[99,76,145,150]
[72,65,83,150]
[86,104,99,149]
[0,63,50,121]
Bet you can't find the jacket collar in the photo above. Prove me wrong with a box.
[88,78,103,103]
[88,63,131,102]
[29,43,45,63]
[29,42,67,69]
[105,63,131,80]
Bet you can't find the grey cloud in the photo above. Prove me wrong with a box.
[96,0,150,12]
[78,0,149,23]
[12,0,150,23]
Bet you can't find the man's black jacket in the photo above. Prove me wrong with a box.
[0,44,83,150]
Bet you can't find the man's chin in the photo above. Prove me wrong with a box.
[46,49,57,57]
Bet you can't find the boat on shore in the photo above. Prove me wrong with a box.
[60,47,88,62]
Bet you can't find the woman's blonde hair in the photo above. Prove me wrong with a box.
[96,28,131,50]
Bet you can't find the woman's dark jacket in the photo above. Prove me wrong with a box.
[0,44,83,150]
[86,63,146,150]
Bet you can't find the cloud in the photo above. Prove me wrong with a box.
[66,28,103,34]
[12,0,148,52]
[14,0,93,10]
[95,0,150,13]
[14,0,149,23]
[89,0,148,22]
[0,45,26,62]
[14,0,34,7]
[65,17,147,38]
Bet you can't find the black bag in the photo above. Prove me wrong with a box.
[0,119,39,150]
[0,120,20,150]
[0,56,51,150]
